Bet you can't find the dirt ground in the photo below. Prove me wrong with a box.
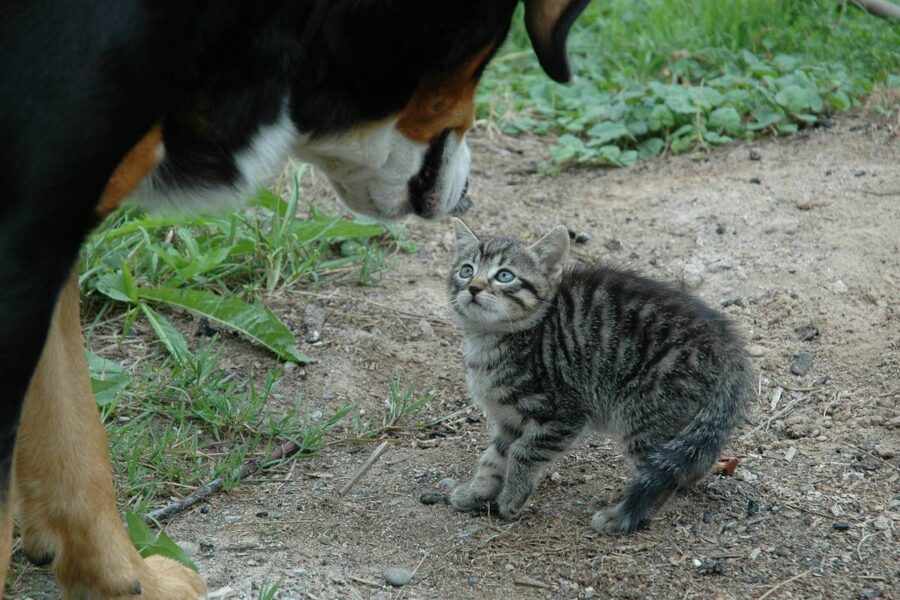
[19,113,900,599]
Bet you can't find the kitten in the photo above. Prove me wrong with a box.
[446,218,752,534]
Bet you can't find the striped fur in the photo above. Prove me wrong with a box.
[447,219,753,534]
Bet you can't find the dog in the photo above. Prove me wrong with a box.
[0,0,589,597]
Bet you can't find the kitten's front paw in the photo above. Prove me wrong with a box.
[591,504,643,535]
[450,484,494,512]
[496,489,530,521]
[497,500,522,521]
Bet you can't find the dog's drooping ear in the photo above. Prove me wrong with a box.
[524,0,592,83]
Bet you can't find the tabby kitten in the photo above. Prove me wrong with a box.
[446,218,752,534]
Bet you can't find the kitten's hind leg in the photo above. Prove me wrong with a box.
[451,436,511,512]
[496,420,583,520]
[591,466,677,535]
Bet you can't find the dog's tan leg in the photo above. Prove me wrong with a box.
[14,270,205,599]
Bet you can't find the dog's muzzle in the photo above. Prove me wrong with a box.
[407,130,470,218]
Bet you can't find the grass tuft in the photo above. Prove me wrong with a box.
[479,0,900,167]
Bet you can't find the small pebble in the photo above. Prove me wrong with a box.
[790,352,814,376]
[283,362,298,374]
[795,323,820,341]
[749,177,762,185]
[832,521,851,531]
[872,516,891,530]
[580,587,596,599]
[603,238,622,252]
[874,445,896,459]
[749,148,761,161]
[747,344,768,358]
[829,280,848,294]
[749,547,762,561]
[304,305,326,343]
[437,478,457,492]
[384,568,413,587]
[550,471,562,483]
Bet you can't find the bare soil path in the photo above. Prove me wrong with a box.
[18,113,900,599]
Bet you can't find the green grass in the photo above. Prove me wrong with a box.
[80,167,414,515]
[478,0,900,167]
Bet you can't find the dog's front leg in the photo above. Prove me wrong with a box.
[13,270,205,599]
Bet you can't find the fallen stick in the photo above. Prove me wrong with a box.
[755,569,811,600]
[340,441,390,496]
[514,576,553,590]
[146,440,300,523]
[756,397,801,431]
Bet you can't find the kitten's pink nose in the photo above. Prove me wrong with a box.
[468,284,483,296]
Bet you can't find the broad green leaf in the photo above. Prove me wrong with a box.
[140,304,191,364]
[618,150,639,166]
[794,113,819,124]
[748,106,783,130]
[688,87,724,109]
[827,90,851,111]
[292,219,385,243]
[121,262,138,303]
[626,119,649,137]
[708,107,742,134]
[126,512,198,572]
[137,287,308,364]
[775,84,810,113]
[703,130,733,145]
[772,54,799,73]
[777,122,799,135]
[86,351,130,406]
[648,104,675,131]
[637,137,665,159]
[665,92,695,115]
[586,121,632,145]
[95,272,134,303]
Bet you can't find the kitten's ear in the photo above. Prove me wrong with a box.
[451,217,479,255]
[530,225,570,274]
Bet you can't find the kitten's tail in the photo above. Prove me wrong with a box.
[618,356,753,531]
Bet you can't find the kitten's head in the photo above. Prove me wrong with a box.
[448,218,569,333]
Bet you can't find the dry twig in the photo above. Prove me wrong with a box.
[755,569,811,600]
[339,441,390,496]
[146,440,301,522]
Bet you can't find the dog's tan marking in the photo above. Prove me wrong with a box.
[397,44,495,144]
[96,124,163,217]
[9,269,205,599]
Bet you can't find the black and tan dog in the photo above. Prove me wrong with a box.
[0,0,589,597]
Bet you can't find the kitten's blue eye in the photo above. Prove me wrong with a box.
[495,269,515,283]
[459,264,475,279]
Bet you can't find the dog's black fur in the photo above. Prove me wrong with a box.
[0,0,596,511]
[0,0,529,488]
